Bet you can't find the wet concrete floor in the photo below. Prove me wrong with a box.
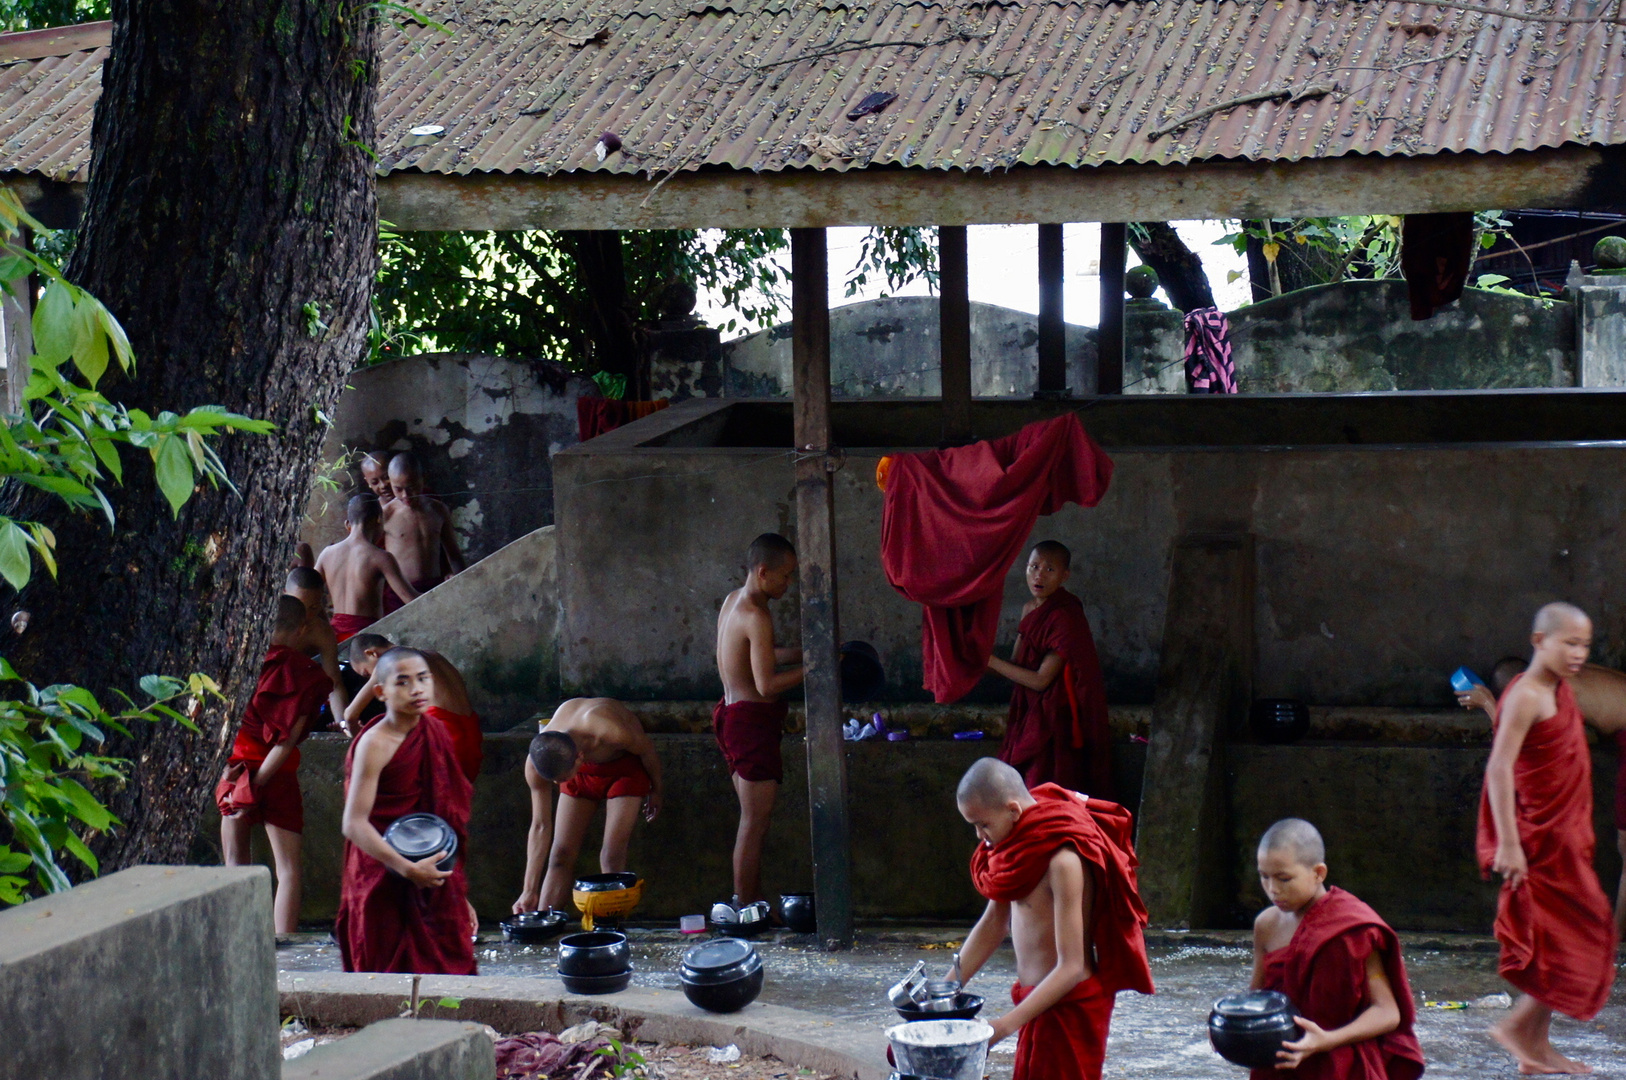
[279,926,1626,1077]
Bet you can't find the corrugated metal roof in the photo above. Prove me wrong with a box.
[5,0,1626,186]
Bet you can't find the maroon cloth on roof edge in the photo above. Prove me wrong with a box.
[1401,211,1474,320]
[880,414,1113,703]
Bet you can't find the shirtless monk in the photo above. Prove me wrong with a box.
[380,452,465,614]
[219,595,335,934]
[987,541,1112,796]
[513,698,664,914]
[344,633,482,782]
[315,495,419,642]
[955,758,1153,1080]
[336,647,477,975]
[1480,602,1617,1074]
[1250,818,1424,1080]
[283,566,350,728]
[360,451,394,508]
[714,533,803,907]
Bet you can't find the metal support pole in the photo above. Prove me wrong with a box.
[0,226,32,416]
[939,225,972,445]
[1036,223,1067,397]
[790,227,852,949]
[1098,222,1127,395]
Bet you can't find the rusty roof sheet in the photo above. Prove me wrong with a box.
[5,0,1626,185]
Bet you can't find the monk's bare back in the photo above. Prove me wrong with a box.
[316,537,412,618]
[1011,848,1093,986]
[544,698,650,764]
[716,588,778,704]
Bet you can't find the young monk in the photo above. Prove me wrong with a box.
[955,757,1153,1080]
[336,647,477,975]
[987,541,1112,796]
[714,533,803,906]
[219,595,335,935]
[360,451,395,508]
[314,494,419,642]
[1250,818,1424,1080]
[1480,602,1617,1074]
[513,698,664,915]
[380,452,465,614]
[283,566,350,729]
[344,633,481,781]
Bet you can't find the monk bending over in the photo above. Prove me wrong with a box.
[987,541,1112,796]
[514,698,664,914]
[283,566,350,729]
[345,634,481,782]
[380,452,464,614]
[220,596,335,934]
[714,533,803,906]
[954,758,1153,1080]
[316,495,419,643]
[336,647,477,975]
[1480,602,1616,1074]
[1251,818,1424,1079]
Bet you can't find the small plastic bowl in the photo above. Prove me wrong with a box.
[680,914,707,934]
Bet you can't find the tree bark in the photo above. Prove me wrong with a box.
[6,0,377,871]
[1129,222,1216,312]
[560,230,642,394]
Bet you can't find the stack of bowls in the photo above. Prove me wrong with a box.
[557,931,632,994]
[381,813,458,874]
[571,872,643,931]
[679,937,765,1013]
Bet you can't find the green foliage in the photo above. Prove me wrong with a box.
[842,226,939,299]
[0,0,107,32]
[593,1038,649,1078]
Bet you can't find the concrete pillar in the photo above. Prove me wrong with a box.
[1098,223,1127,395]
[1570,267,1626,386]
[939,225,972,445]
[1036,223,1067,396]
[1,230,31,413]
[1136,535,1254,928]
[283,1019,496,1080]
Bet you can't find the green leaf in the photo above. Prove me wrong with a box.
[0,847,31,875]
[152,434,194,515]
[139,675,185,702]
[51,779,114,832]
[90,437,124,484]
[31,283,74,368]
[0,255,28,282]
[96,306,134,374]
[60,830,99,874]
[0,521,32,591]
[71,299,109,388]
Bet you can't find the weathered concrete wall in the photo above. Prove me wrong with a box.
[282,1019,495,1080]
[1575,276,1626,387]
[555,433,1626,707]
[0,866,278,1080]
[366,525,560,729]
[1226,281,1575,392]
[300,354,596,562]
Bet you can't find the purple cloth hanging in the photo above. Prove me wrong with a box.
[1183,307,1237,394]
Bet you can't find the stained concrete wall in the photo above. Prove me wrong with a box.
[0,866,278,1080]
[283,1019,495,1080]
[299,354,596,562]
[1575,275,1626,387]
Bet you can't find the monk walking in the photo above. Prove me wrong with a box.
[514,698,664,914]
[954,758,1153,1080]
[987,541,1112,796]
[714,533,803,907]
[380,452,464,614]
[336,647,476,975]
[1480,602,1616,1074]
[315,495,420,643]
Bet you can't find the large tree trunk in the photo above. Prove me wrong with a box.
[561,230,642,393]
[7,0,377,871]
[1129,222,1216,312]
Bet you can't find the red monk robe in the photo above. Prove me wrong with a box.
[999,588,1112,797]
[971,783,1153,1080]
[222,646,333,832]
[1476,674,1616,1019]
[1252,887,1425,1080]
[425,704,483,784]
[336,714,477,975]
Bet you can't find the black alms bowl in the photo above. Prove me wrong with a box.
[500,909,570,944]
[780,893,817,934]
[573,872,640,892]
[382,813,458,873]
[560,970,633,995]
[1209,990,1302,1069]
[679,937,765,1013]
[1248,699,1311,744]
[557,931,632,977]
[893,993,986,1022]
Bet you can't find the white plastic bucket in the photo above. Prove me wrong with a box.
[884,1019,994,1080]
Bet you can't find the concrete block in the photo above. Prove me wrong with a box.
[283,1019,494,1080]
[0,865,277,1080]
[1576,282,1626,387]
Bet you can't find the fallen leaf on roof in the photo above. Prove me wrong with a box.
[565,27,611,47]
[799,132,853,160]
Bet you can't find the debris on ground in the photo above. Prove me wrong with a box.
[707,1044,741,1064]
[494,1031,614,1078]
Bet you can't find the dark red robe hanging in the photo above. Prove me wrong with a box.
[999,588,1112,797]
[336,715,477,975]
[1476,674,1617,1019]
[881,414,1113,703]
[1251,887,1425,1080]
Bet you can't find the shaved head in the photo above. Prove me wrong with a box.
[374,645,426,682]
[956,757,1029,809]
[285,567,324,594]
[349,633,392,665]
[389,452,422,480]
[274,594,310,634]
[1258,818,1326,868]
[529,730,580,781]
[347,494,381,526]
[1533,602,1590,636]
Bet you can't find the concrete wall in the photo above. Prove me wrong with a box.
[0,866,278,1080]
[300,354,596,562]
[1575,274,1626,387]
[283,1020,495,1080]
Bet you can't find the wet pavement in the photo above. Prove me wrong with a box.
[278,926,1626,1077]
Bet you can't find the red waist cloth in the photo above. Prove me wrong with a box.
[227,646,333,779]
[330,612,374,642]
[424,705,483,784]
[712,699,788,783]
[971,784,1153,997]
[561,753,653,801]
[383,576,443,616]
[999,588,1112,797]
[1476,675,1617,1018]
[880,414,1113,703]
[1251,888,1424,1080]
[336,716,477,975]
[1011,976,1114,1080]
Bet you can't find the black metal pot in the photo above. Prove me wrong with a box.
[839,641,886,703]
[557,931,632,977]
[573,871,640,892]
[1248,699,1310,744]
[382,813,458,874]
[893,993,985,1022]
[1208,990,1302,1069]
[780,893,817,934]
[560,970,633,995]
[499,909,570,944]
[679,937,766,1013]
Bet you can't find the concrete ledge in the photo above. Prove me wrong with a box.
[279,972,886,1080]
[283,1018,495,1080]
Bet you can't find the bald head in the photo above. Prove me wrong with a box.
[1258,818,1325,868]
[956,757,1031,810]
[389,452,422,480]
[285,567,324,594]
[374,645,427,682]
[1533,602,1590,636]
